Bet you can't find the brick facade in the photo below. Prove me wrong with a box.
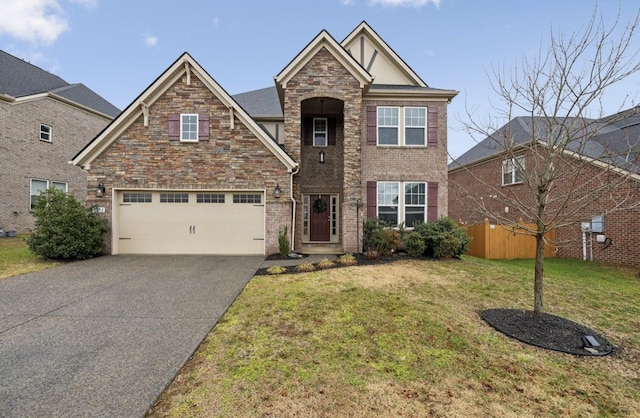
[85,73,292,254]
[449,151,640,268]
[0,98,111,233]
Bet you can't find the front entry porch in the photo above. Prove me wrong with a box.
[300,193,342,254]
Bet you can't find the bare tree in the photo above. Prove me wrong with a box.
[451,6,640,315]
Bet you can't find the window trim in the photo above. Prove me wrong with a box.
[377,106,428,147]
[40,124,52,142]
[30,178,49,210]
[502,156,525,186]
[180,114,199,142]
[313,118,328,147]
[376,181,427,227]
[404,107,426,146]
[377,106,399,146]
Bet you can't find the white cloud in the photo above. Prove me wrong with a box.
[144,35,158,47]
[370,0,440,6]
[0,0,69,45]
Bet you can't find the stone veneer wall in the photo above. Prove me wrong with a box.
[85,73,291,254]
[283,48,363,252]
[1,98,111,233]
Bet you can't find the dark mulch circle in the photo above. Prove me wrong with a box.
[481,308,613,356]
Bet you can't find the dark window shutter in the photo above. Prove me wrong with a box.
[328,118,336,146]
[303,117,313,146]
[198,114,210,141]
[367,181,377,218]
[427,107,438,146]
[168,114,180,141]
[367,105,377,145]
[427,182,438,221]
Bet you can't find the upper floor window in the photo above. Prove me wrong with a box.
[40,124,52,142]
[404,107,426,145]
[502,156,525,186]
[181,114,198,142]
[313,118,327,147]
[51,181,68,192]
[377,106,427,146]
[377,107,399,145]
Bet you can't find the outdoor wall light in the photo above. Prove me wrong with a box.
[274,184,282,198]
[96,182,106,197]
[318,149,325,164]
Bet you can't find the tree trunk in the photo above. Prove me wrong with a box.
[533,232,545,315]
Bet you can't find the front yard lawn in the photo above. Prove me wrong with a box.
[0,235,59,279]
[148,257,640,417]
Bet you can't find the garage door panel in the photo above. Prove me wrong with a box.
[116,191,265,255]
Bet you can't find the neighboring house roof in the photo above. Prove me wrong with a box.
[449,112,640,175]
[233,86,282,118]
[0,50,120,118]
[72,52,297,171]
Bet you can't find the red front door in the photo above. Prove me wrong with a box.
[309,194,330,242]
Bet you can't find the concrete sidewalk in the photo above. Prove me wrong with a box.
[0,255,263,418]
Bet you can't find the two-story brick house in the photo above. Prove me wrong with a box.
[72,22,457,255]
[448,111,640,268]
[0,50,120,234]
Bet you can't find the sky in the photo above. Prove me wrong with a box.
[2,0,640,159]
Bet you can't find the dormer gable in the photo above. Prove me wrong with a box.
[341,21,427,88]
[274,29,374,103]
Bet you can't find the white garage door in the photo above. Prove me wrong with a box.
[115,191,265,255]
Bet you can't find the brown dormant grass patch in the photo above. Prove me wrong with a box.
[147,257,640,417]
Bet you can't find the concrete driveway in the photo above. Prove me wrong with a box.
[0,255,264,418]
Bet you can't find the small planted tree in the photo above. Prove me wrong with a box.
[27,188,109,260]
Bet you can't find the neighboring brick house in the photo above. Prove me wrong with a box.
[72,22,457,255]
[0,50,120,234]
[448,112,640,268]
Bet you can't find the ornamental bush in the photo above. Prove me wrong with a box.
[412,217,470,259]
[27,188,109,260]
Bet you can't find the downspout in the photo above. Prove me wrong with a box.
[289,165,300,252]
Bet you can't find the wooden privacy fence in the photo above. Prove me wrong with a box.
[463,220,556,260]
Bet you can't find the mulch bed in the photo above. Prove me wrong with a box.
[481,308,613,356]
[255,252,416,276]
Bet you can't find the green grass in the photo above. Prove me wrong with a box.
[148,256,640,417]
[0,235,60,279]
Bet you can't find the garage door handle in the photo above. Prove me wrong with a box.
[189,225,196,234]
[193,225,195,234]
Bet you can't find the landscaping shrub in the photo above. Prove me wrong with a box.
[27,188,109,260]
[278,226,289,257]
[412,217,470,259]
[337,254,357,266]
[362,218,393,259]
[406,231,426,258]
[267,265,287,275]
[317,258,336,270]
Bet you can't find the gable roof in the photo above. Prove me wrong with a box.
[341,21,426,88]
[274,29,374,101]
[72,52,297,171]
[0,50,120,118]
[449,112,640,176]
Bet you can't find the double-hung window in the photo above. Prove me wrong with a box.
[377,107,399,145]
[40,124,52,142]
[377,106,427,146]
[181,114,198,142]
[377,181,426,227]
[404,107,426,145]
[313,118,327,147]
[502,156,525,185]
